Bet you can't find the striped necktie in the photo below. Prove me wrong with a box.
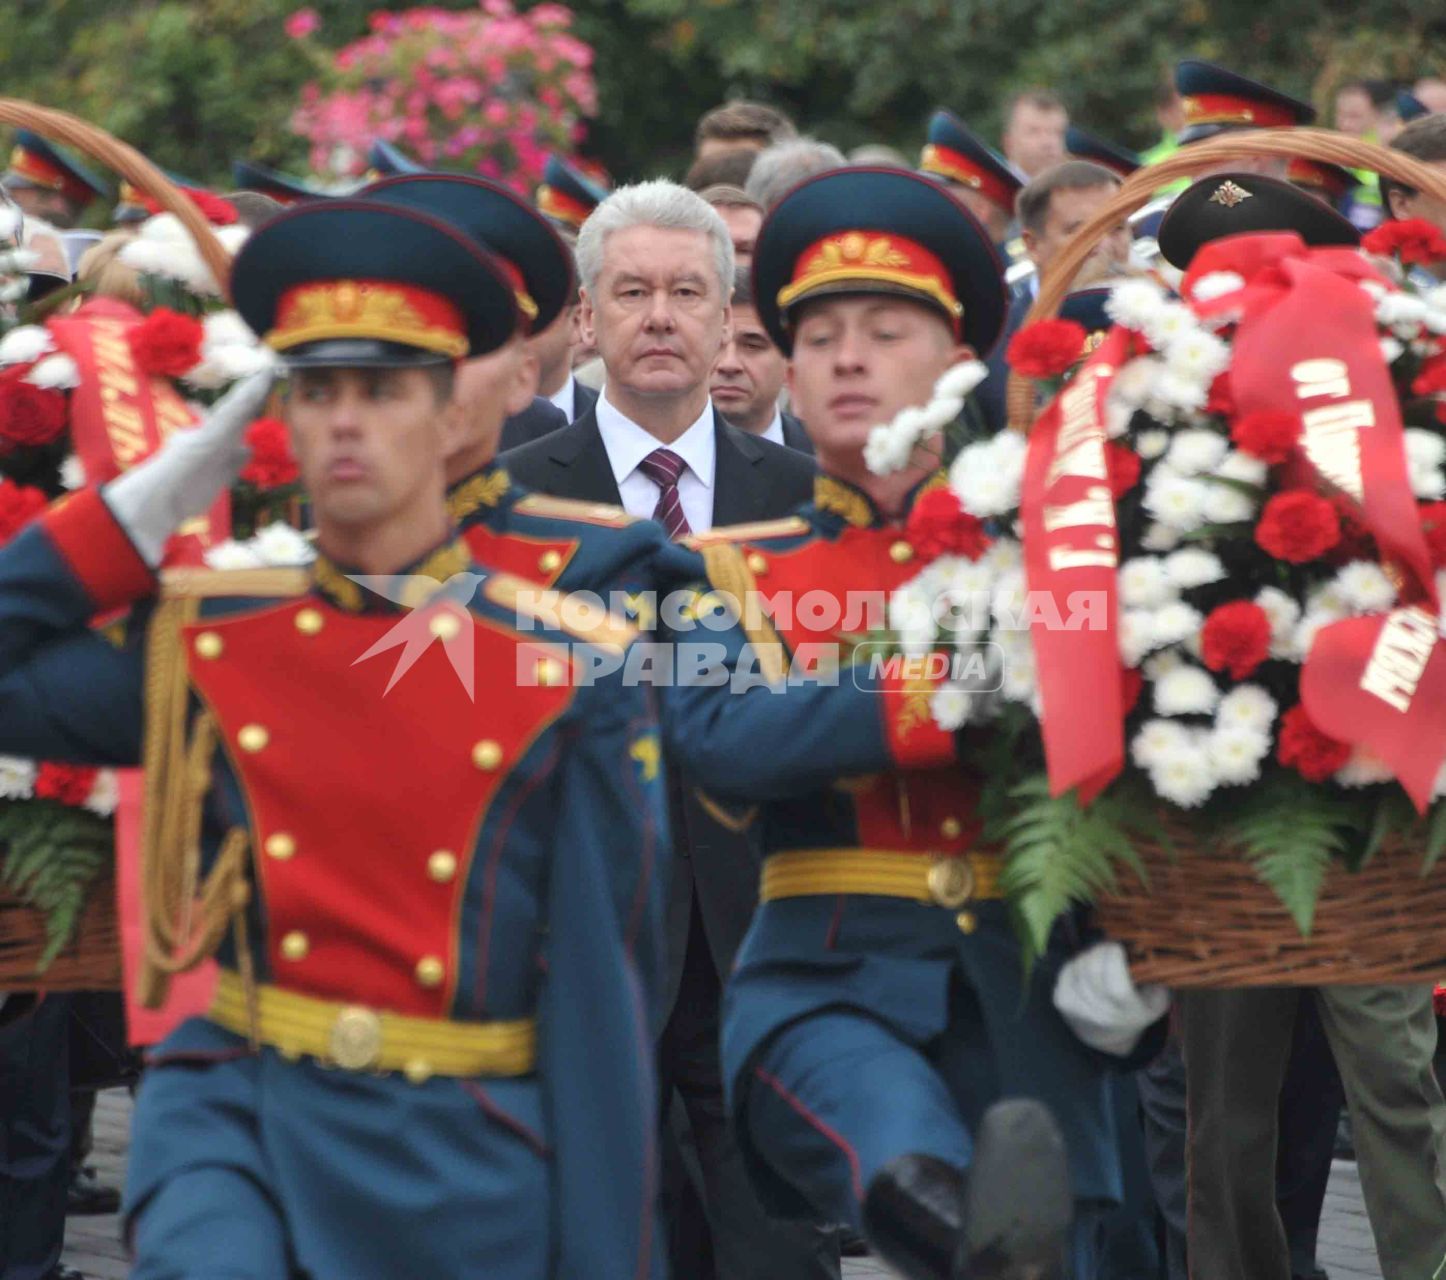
[637,447,691,539]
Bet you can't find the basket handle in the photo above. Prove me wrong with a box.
[1004,127,1446,429]
[0,98,233,302]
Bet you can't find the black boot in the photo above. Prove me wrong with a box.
[862,1153,965,1280]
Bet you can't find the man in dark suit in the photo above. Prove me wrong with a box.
[710,267,812,456]
[501,179,830,1280]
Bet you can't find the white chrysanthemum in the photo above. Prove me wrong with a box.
[1202,481,1256,523]
[981,538,1022,575]
[1335,747,1395,788]
[1144,471,1209,531]
[1147,371,1209,416]
[937,560,994,631]
[83,770,120,818]
[1106,279,1170,330]
[1164,329,1231,385]
[203,540,266,570]
[1153,664,1220,716]
[990,568,1028,630]
[949,432,1026,517]
[1131,718,1192,768]
[0,756,36,799]
[1376,292,1429,337]
[253,522,314,566]
[1119,609,1157,666]
[918,394,966,434]
[204,309,255,348]
[137,212,191,244]
[117,238,173,277]
[1380,337,1405,364]
[0,206,19,243]
[935,359,989,401]
[59,455,86,492]
[1208,725,1270,785]
[1165,429,1229,476]
[1135,428,1170,460]
[1140,301,1198,351]
[1216,450,1268,486]
[1409,463,1446,501]
[1118,557,1175,609]
[1149,743,1216,808]
[1292,608,1343,662]
[1140,522,1180,552]
[1189,270,1245,303]
[216,225,252,256]
[1151,601,1204,648]
[864,421,916,476]
[1254,587,1300,657]
[1110,355,1165,408]
[1142,648,1184,681]
[1216,684,1278,733]
[930,684,973,731]
[24,353,80,390]
[890,585,937,656]
[1162,548,1225,590]
[1406,429,1446,470]
[1333,561,1397,614]
[0,325,55,366]
[998,629,1037,702]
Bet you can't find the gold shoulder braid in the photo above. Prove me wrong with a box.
[699,542,788,684]
[813,476,875,528]
[446,468,513,523]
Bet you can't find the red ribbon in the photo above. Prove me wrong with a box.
[1022,325,1129,802]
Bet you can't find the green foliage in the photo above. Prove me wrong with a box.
[0,800,113,970]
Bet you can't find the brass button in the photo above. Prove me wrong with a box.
[295,608,324,635]
[472,740,503,771]
[265,832,296,861]
[535,657,566,687]
[889,540,915,565]
[746,552,768,575]
[939,817,963,840]
[956,910,977,935]
[280,930,309,962]
[538,550,563,573]
[927,858,975,909]
[238,724,270,753]
[194,631,223,659]
[415,956,445,988]
[403,1058,434,1085]
[427,850,458,884]
[329,1006,382,1071]
[429,611,462,642]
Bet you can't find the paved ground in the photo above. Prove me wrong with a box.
[65,1089,1384,1279]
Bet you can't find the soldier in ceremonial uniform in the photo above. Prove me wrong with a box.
[230,159,333,206]
[0,198,667,1280]
[536,154,609,235]
[660,167,1167,1280]
[2,130,109,229]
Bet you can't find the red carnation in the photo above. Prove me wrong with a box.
[1276,703,1351,782]
[138,189,238,226]
[1362,218,1446,266]
[1230,409,1301,465]
[1255,490,1340,563]
[1104,441,1141,498]
[1120,666,1143,714]
[127,308,204,377]
[1420,501,1446,569]
[1413,355,1446,398]
[905,486,991,563]
[0,480,48,545]
[1201,601,1272,680]
[0,378,67,449]
[239,417,300,490]
[1006,319,1088,379]
[1206,372,1235,418]
[33,762,99,807]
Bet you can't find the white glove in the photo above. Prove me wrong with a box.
[102,369,276,567]
[1052,940,1170,1057]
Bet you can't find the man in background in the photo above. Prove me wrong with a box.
[709,267,809,453]
[1001,89,1068,179]
[745,137,846,210]
[698,185,764,266]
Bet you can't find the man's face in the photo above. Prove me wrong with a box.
[710,302,787,433]
[1334,89,1376,138]
[950,185,1010,244]
[581,225,731,403]
[1003,103,1067,178]
[787,296,967,462]
[1417,80,1446,115]
[1388,160,1446,254]
[286,365,458,530]
[447,334,538,473]
[9,185,75,229]
[713,202,763,265]
[1025,182,1128,276]
[527,303,578,393]
[696,137,764,161]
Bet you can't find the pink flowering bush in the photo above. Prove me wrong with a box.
[290,1,597,193]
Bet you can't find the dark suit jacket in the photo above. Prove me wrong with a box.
[497,396,567,455]
[572,379,599,422]
[780,410,813,456]
[500,406,816,1007]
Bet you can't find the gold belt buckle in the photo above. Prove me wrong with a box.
[329,1006,384,1071]
[927,857,975,909]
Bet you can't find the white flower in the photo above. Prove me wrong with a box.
[1216,450,1268,486]
[1131,718,1193,768]
[1202,481,1256,523]
[864,422,916,476]
[203,310,255,348]
[253,522,314,566]
[1208,725,1270,785]
[1142,648,1184,680]
[203,540,265,570]
[1153,664,1221,716]
[0,325,55,366]
[1147,371,1209,416]
[1188,271,1245,303]
[1254,588,1300,657]
[1408,461,1445,501]
[1149,742,1216,808]
[1118,557,1175,609]
[1140,522,1180,552]
[0,756,36,799]
[1164,329,1231,385]
[1406,429,1446,471]
[23,353,80,390]
[934,359,989,401]
[1135,428,1170,460]
[917,394,965,434]
[1110,355,1165,408]
[1380,337,1405,364]
[890,584,937,656]
[1119,609,1157,666]
[1163,548,1225,589]
[83,770,119,817]
[949,432,1026,517]
[1376,291,1428,337]
[1216,684,1278,734]
[990,568,1028,630]
[1151,601,1204,648]
[0,205,19,243]
[1144,471,1209,532]
[1140,301,1198,351]
[1333,561,1396,615]
[59,455,86,491]
[931,684,973,731]
[215,225,252,256]
[998,628,1038,702]
[1106,279,1170,331]
[1292,609,1343,662]
[981,538,1023,576]
[1165,429,1229,477]
[137,212,191,244]
[1335,747,1395,788]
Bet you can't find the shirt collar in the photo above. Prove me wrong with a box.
[761,408,785,446]
[547,373,576,419]
[595,390,716,491]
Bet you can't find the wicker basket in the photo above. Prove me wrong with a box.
[0,101,233,990]
[1011,128,1446,987]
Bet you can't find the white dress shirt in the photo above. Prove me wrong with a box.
[547,373,577,422]
[595,391,717,532]
[760,408,785,447]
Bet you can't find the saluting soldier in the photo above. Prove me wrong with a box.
[0,198,666,1280]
